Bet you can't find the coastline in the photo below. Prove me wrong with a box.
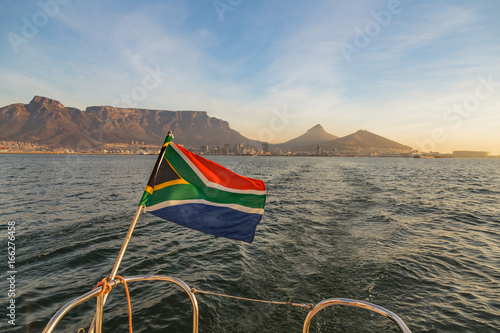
[1,151,498,158]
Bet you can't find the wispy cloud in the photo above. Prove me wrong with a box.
[0,0,498,152]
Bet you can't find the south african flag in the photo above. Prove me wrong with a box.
[139,132,267,243]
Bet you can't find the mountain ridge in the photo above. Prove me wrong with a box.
[0,96,253,149]
[0,96,413,153]
[320,129,412,151]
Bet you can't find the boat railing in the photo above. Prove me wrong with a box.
[43,274,411,333]
[302,298,411,333]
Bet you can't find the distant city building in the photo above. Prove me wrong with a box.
[453,151,491,158]
[243,145,255,155]
[316,145,322,156]
[200,145,209,154]
[224,144,231,155]
[262,142,269,154]
[234,143,243,154]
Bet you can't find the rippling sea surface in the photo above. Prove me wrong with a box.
[1,154,499,332]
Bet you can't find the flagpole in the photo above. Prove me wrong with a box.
[88,205,143,333]
[108,132,171,279]
[89,133,173,332]
[109,204,143,280]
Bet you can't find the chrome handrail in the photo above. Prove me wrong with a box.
[42,275,199,333]
[44,276,412,333]
[302,298,412,333]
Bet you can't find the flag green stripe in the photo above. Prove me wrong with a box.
[165,144,210,189]
[162,144,265,207]
[139,190,151,206]
[145,183,266,208]
[139,143,266,209]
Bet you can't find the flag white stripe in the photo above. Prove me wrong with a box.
[171,144,266,196]
[147,199,265,215]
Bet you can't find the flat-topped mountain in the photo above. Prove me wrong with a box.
[0,96,251,148]
[277,124,338,150]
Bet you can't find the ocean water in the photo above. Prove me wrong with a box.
[1,154,499,332]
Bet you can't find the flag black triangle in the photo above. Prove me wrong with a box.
[153,157,182,186]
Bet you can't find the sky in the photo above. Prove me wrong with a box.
[1,0,499,154]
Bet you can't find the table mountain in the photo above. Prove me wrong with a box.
[0,96,251,149]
